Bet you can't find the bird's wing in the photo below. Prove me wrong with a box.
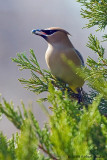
[74,49,84,66]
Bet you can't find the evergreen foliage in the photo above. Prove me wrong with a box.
[77,0,107,30]
[0,0,107,159]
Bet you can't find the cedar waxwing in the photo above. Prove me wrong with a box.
[32,27,84,93]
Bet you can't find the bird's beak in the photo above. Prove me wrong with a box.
[32,29,47,37]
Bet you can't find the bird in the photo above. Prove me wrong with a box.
[32,27,84,95]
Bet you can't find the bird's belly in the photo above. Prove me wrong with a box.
[45,50,84,88]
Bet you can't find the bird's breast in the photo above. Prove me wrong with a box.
[45,45,82,72]
[45,46,62,71]
[45,45,84,88]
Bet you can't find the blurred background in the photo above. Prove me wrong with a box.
[0,0,107,138]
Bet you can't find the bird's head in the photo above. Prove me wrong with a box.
[32,27,71,44]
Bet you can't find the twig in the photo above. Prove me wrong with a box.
[39,144,58,160]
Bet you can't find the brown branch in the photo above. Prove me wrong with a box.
[38,144,58,160]
[102,59,107,66]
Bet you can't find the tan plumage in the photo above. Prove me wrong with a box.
[32,27,84,92]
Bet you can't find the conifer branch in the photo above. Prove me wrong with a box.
[77,0,107,31]
[39,144,58,160]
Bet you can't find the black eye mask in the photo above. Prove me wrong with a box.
[41,29,59,35]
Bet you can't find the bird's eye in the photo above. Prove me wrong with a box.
[49,30,54,34]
